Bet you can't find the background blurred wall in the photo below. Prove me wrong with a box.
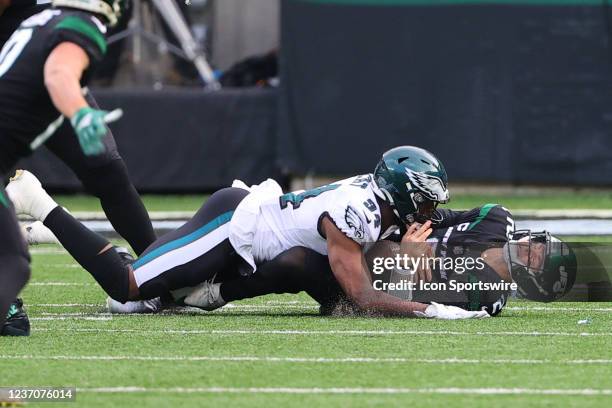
[211,0,280,69]
[18,88,279,193]
[278,0,612,186]
[20,0,612,191]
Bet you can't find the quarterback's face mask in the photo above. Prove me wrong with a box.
[505,230,577,302]
[513,236,546,272]
[506,231,548,274]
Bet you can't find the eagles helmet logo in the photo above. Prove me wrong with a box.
[345,206,365,240]
[405,169,449,202]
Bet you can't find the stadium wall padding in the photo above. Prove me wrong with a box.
[18,88,279,192]
[278,0,612,185]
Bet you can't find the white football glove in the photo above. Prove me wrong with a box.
[414,302,490,320]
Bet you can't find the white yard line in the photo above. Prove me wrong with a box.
[29,317,111,321]
[260,300,318,305]
[27,282,93,286]
[34,306,318,317]
[39,264,83,269]
[30,304,103,307]
[25,304,612,316]
[28,302,317,308]
[28,301,318,308]
[31,328,612,336]
[1,355,611,365]
[506,306,612,312]
[29,248,66,255]
[74,387,612,396]
[26,302,612,312]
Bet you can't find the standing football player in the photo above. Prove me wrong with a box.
[0,0,156,336]
[7,146,491,319]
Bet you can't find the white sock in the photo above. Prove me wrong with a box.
[36,194,58,222]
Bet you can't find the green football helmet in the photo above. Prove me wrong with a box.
[53,0,128,27]
[373,146,449,225]
[506,230,577,302]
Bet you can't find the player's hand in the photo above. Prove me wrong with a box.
[70,107,122,156]
[400,221,433,283]
[414,302,490,319]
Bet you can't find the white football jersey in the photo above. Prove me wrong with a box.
[229,174,386,271]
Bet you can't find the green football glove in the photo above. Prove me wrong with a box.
[70,107,123,156]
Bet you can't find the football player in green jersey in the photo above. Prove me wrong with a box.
[0,0,156,336]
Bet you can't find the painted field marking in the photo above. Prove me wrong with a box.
[74,387,612,396]
[33,305,318,317]
[38,264,83,269]
[29,317,111,321]
[506,306,612,312]
[28,282,93,286]
[31,328,612,337]
[31,304,103,307]
[2,355,612,365]
[26,303,612,312]
[29,248,67,255]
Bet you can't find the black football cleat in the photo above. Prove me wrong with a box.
[1,298,30,336]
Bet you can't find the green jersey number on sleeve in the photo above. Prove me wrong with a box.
[279,184,341,209]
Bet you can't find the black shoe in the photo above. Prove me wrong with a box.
[1,298,30,336]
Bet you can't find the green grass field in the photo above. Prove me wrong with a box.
[2,195,611,407]
[2,245,612,407]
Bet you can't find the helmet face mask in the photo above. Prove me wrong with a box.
[374,146,449,225]
[393,191,440,224]
[507,230,577,302]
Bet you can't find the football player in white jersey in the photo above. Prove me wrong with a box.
[6,145,490,319]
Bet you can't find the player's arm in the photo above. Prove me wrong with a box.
[44,41,119,156]
[323,215,425,316]
[323,216,491,319]
[43,42,89,118]
[322,216,488,319]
